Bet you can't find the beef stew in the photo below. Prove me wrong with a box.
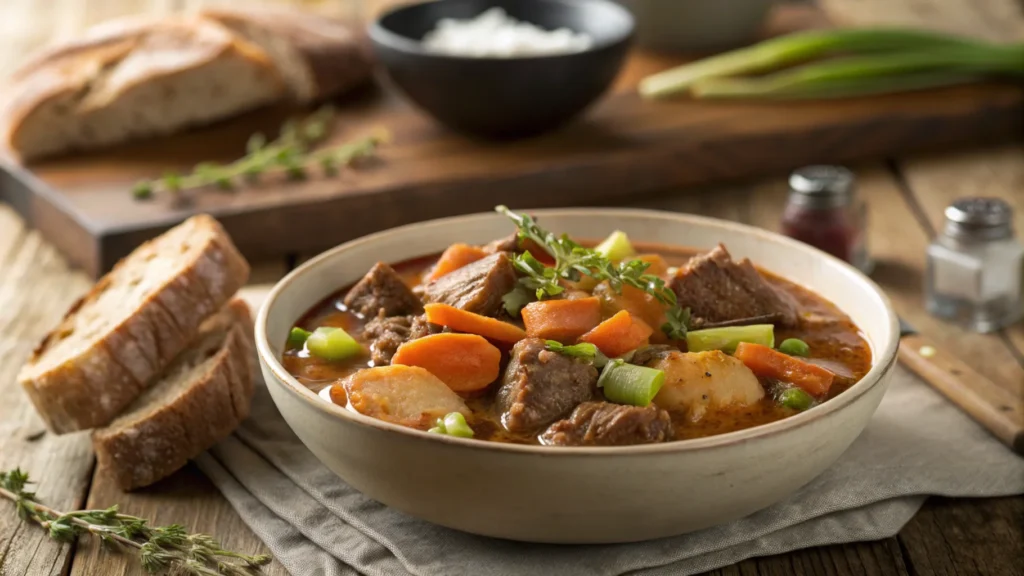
[283,207,872,446]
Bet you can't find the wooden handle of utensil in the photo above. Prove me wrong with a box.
[899,334,1024,456]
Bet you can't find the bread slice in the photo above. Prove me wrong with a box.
[200,6,372,103]
[18,214,250,434]
[3,16,285,161]
[93,299,255,491]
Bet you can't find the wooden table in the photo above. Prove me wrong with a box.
[1,0,1022,574]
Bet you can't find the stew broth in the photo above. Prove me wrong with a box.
[283,243,872,444]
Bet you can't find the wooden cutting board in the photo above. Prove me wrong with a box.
[2,8,1022,278]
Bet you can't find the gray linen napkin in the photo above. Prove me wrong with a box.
[195,362,1024,576]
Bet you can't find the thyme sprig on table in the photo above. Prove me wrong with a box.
[1,468,271,575]
[495,206,690,339]
[132,106,386,200]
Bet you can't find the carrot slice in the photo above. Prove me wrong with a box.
[580,310,654,358]
[427,243,489,281]
[594,283,667,338]
[636,253,670,278]
[392,333,501,393]
[424,303,527,343]
[521,297,603,343]
[733,342,835,397]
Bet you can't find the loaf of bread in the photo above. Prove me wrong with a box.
[18,214,250,434]
[93,298,255,491]
[2,7,373,161]
[200,6,373,104]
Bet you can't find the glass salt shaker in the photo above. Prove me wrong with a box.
[926,198,1024,333]
[781,165,873,274]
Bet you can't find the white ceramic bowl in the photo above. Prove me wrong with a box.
[255,209,899,544]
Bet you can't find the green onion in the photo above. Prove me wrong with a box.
[686,324,774,353]
[598,359,665,407]
[778,387,815,411]
[544,340,609,368]
[306,326,363,361]
[688,44,1024,99]
[778,338,810,357]
[428,412,474,438]
[639,28,1000,99]
[288,327,312,348]
[594,230,636,262]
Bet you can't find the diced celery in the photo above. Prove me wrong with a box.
[597,359,665,407]
[685,324,774,353]
[306,326,363,361]
[594,230,636,262]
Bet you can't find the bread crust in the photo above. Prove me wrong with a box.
[2,16,285,161]
[200,6,372,103]
[92,308,254,491]
[17,215,250,434]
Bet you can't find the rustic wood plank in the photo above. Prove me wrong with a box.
[0,205,94,576]
[69,464,289,576]
[249,259,291,285]
[896,496,1024,576]
[822,0,1023,40]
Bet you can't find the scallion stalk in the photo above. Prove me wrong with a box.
[639,28,1018,99]
[598,359,665,407]
[690,45,1024,99]
[306,326,363,361]
[686,324,774,353]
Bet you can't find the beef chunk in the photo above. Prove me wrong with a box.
[344,262,423,318]
[484,233,520,254]
[540,402,674,446]
[363,313,444,365]
[496,338,597,433]
[422,252,516,317]
[670,244,798,327]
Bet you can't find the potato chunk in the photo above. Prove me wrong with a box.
[342,365,469,430]
[648,351,764,422]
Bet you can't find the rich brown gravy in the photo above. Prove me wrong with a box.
[283,243,873,444]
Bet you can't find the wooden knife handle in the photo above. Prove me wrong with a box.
[899,334,1024,456]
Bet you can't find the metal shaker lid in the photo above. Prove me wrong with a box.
[788,166,855,208]
[943,197,1013,241]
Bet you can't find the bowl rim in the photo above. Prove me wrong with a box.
[255,208,900,457]
[368,0,636,61]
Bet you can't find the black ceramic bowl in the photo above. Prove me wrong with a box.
[369,0,634,138]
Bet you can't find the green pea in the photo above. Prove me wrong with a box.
[287,327,312,348]
[443,412,474,438]
[779,387,815,411]
[778,338,810,357]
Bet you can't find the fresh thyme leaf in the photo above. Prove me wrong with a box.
[132,106,386,200]
[495,206,688,331]
[544,340,609,367]
[1,467,272,575]
[662,306,692,340]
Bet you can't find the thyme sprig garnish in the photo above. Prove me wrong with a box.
[132,106,386,200]
[495,205,690,339]
[1,468,271,575]
[544,340,609,367]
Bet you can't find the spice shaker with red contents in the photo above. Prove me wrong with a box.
[781,166,873,274]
